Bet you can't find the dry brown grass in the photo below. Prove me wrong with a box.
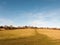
[37,29,60,39]
[0,28,60,40]
[0,29,35,39]
[0,28,60,45]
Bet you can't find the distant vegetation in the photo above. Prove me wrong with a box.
[0,25,60,45]
[0,25,60,30]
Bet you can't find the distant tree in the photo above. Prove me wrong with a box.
[0,26,5,31]
[9,25,13,29]
[0,26,4,28]
[4,25,13,30]
[4,25,8,30]
[24,26,28,28]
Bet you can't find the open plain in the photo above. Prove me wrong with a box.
[0,28,60,45]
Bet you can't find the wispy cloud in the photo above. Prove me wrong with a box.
[31,9,60,28]
[16,8,60,28]
[0,18,14,26]
[0,0,60,28]
[1,7,59,28]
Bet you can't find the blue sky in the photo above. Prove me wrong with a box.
[0,0,60,28]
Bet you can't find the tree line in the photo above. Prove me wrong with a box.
[0,25,38,30]
[0,25,60,31]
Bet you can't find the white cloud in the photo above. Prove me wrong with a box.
[0,7,60,28]
[20,8,60,28]
[0,18,14,26]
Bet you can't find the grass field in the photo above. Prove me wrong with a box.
[0,28,60,45]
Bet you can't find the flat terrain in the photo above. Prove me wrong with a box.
[0,28,60,45]
[38,29,60,39]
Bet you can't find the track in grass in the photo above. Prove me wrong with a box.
[0,29,60,45]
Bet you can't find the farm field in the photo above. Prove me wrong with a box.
[0,28,60,45]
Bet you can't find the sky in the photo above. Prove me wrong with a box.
[0,0,60,28]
